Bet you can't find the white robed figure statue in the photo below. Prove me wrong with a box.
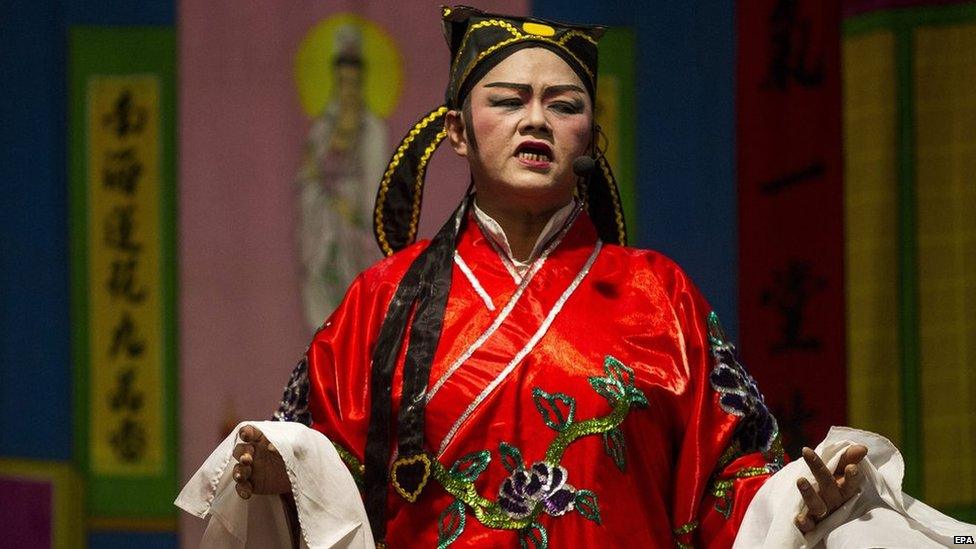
[297,24,387,332]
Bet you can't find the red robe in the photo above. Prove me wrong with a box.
[277,210,784,548]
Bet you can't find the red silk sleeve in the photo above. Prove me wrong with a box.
[657,260,785,548]
[303,260,412,468]
[305,272,375,463]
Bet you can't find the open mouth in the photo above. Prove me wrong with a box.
[515,141,553,163]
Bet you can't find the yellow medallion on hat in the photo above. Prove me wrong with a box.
[522,22,555,36]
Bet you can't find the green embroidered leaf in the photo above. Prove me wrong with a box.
[626,385,649,408]
[574,490,602,525]
[437,500,466,549]
[604,355,635,388]
[714,493,733,520]
[499,441,524,474]
[602,427,627,471]
[588,375,625,403]
[449,450,491,482]
[707,311,727,347]
[518,523,549,549]
[532,388,575,431]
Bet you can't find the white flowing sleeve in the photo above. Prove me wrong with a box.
[734,426,976,549]
[175,420,374,549]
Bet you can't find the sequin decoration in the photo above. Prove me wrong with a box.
[450,450,491,482]
[499,441,524,473]
[273,357,311,425]
[518,522,549,549]
[391,453,432,502]
[532,388,575,431]
[437,500,466,549]
[710,466,774,519]
[331,442,365,488]
[573,490,601,524]
[705,312,784,522]
[706,312,779,454]
[429,355,644,547]
[672,520,699,549]
[602,427,627,471]
[498,462,576,519]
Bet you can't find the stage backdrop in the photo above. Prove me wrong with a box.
[178,1,526,544]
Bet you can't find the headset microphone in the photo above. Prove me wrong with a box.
[572,156,596,177]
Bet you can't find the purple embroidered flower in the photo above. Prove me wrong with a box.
[273,357,311,425]
[709,349,778,454]
[497,462,576,519]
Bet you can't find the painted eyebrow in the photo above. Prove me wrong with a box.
[483,82,586,97]
[483,82,531,92]
[542,84,585,96]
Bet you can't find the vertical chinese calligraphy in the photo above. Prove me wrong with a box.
[765,0,825,91]
[737,0,845,449]
[760,260,827,353]
[87,76,164,475]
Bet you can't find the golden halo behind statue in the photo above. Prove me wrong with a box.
[294,13,402,119]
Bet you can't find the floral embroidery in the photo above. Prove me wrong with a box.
[602,428,627,471]
[518,523,549,549]
[706,312,778,455]
[705,312,784,520]
[431,355,646,547]
[437,501,466,549]
[709,466,775,519]
[532,389,575,431]
[499,462,577,519]
[273,357,311,425]
[710,360,778,453]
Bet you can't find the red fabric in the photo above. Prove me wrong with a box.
[307,213,779,547]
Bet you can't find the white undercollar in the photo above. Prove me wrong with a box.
[472,199,576,275]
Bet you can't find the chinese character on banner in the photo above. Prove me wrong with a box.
[737,0,845,454]
[87,76,164,476]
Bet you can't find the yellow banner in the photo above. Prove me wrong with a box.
[915,22,976,509]
[87,75,164,476]
[842,31,902,446]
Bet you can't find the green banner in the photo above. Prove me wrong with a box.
[69,26,178,521]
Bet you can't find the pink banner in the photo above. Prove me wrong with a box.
[0,478,52,548]
[179,1,526,543]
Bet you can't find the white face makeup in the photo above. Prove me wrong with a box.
[448,47,593,215]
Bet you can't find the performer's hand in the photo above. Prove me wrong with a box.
[793,444,867,532]
[232,425,291,499]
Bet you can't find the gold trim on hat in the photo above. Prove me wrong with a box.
[409,128,449,244]
[448,19,597,106]
[375,106,449,257]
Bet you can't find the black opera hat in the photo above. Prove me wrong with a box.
[372,5,626,256]
[441,5,605,107]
